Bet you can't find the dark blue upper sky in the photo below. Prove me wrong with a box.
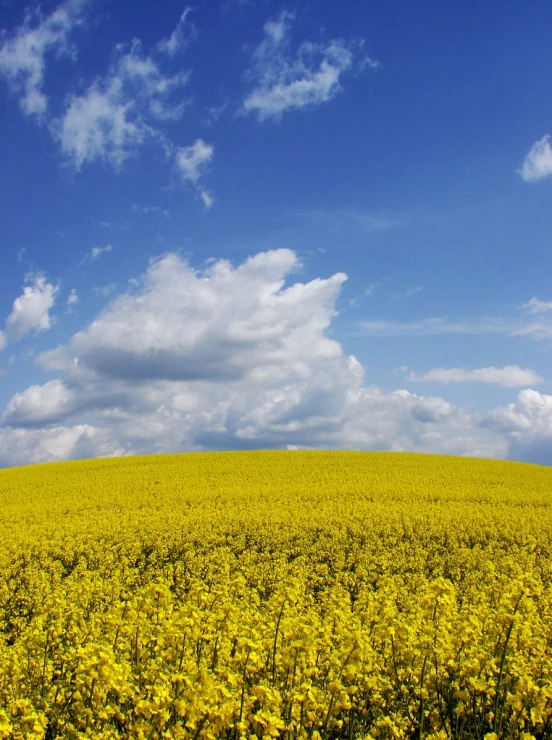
[0,0,551,467]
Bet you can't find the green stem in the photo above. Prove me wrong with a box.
[493,590,524,734]
[40,631,51,698]
[272,599,287,686]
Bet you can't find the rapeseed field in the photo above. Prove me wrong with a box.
[0,450,551,740]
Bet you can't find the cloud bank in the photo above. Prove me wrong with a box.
[0,249,549,468]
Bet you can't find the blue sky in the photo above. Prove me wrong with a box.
[1,0,551,467]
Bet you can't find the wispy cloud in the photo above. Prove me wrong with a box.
[524,297,552,314]
[358,299,552,342]
[389,286,423,302]
[77,244,113,268]
[175,139,215,207]
[58,39,190,170]
[357,316,515,338]
[203,100,229,126]
[155,8,195,57]
[1,2,213,202]
[519,135,552,182]
[293,207,400,233]
[0,0,88,117]
[175,139,214,182]
[132,204,170,218]
[518,296,552,341]
[243,12,376,121]
[67,288,78,309]
[407,366,543,388]
[92,283,118,298]
[91,244,113,260]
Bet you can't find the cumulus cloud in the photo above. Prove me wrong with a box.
[0,424,128,468]
[3,379,79,427]
[50,248,345,383]
[519,135,552,182]
[482,390,552,466]
[2,249,547,468]
[0,0,88,117]
[58,39,189,169]
[407,365,543,388]
[0,276,58,350]
[243,12,374,121]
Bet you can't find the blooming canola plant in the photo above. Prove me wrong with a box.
[0,450,551,739]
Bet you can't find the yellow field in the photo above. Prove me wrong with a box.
[0,450,551,740]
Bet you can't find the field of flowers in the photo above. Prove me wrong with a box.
[0,450,551,740]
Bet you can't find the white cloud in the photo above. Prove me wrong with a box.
[2,249,548,468]
[524,297,552,314]
[2,5,210,204]
[388,286,423,302]
[294,207,400,233]
[59,83,145,170]
[358,316,514,337]
[358,299,552,342]
[0,0,88,117]
[92,283,118,298]
[3,379,77,427]
[156,8,195,57]
[0,276,58,349]
[407,366,543,388]
[67,288,78,306]
[517,323,552,341]
[133,205,170,218]
[58,38,189,169]
[482,390,552,466]
[200,190,214,209]
[55,248,343,383]
[243,12,373,121]
[517,296,552,341]
[203,100,228,126]
[519,135,552,182]
[0,424,128,468]
[91,244,112,260]
[175,139,214,183]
